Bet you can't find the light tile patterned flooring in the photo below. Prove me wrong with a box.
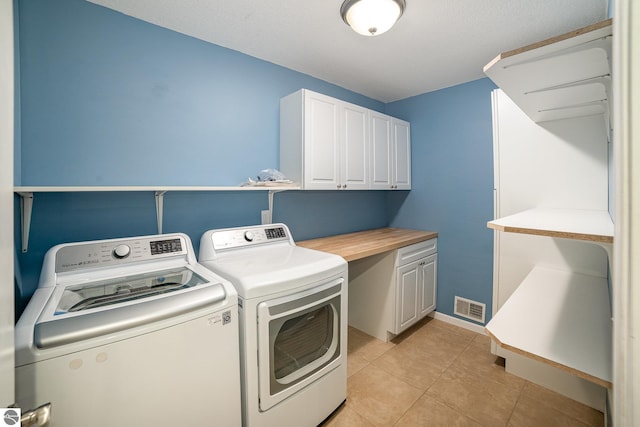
[323,317,604,427]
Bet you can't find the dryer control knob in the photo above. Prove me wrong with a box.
[244,231,254,242]
[113,244,131,259]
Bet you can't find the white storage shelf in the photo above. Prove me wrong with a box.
[485,18,614,403]
[484,19,612,123]
[486,207,613,389]
[487,208,614,244]
[14,185,299,252]
[485,266,612,389]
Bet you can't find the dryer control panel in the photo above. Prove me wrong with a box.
[55,235,187,273]
[210,224,292,251]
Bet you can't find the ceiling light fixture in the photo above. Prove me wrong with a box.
[340,0,406,37]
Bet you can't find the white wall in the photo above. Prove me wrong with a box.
[0,0,15,407]
[613,0,640,423]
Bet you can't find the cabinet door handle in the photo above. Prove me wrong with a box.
[343,184,347,189]
[337,184,341,189]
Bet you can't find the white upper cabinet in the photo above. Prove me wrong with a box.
[370,112,411,190]
[484,19,612,124]
[280,89,367,190]
[280,89,410,190]
[393,118,411,189]
[300,91,342,190]
[341,102,370,190]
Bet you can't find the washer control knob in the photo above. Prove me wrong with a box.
[244,231,254,242]
[113,244,131,259]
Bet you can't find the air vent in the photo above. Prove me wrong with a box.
[454,296,486,323]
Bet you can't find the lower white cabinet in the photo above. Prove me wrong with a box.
[395,252,437,333]
[348,238,437,341]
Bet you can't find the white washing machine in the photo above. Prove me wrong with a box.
[15,233,242,427]
[199,224,348,427]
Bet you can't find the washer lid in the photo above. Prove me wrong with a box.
[34,267,227,349]
[55,267,207,314]
[202,245,346,299]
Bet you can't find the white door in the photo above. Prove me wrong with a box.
[393,119,411,189]
[341,104,369,189]
[395,261,420,332]
[0,0,15,409]
[303,92,340,190]
[419,254,437,316]
[370,112,393,189]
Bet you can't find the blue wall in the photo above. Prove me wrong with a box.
[14,0,497,324]
[13,0,392,310]
[386,79,497,321]
[17,0,385,186]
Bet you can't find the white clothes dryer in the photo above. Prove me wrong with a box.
[199,224,348,427]
[15,233,242,427]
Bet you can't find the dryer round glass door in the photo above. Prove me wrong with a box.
[256,278,344,411]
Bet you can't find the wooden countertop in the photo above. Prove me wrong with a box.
[297,228,438,262]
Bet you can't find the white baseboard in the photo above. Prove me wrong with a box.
[429,311,486,335]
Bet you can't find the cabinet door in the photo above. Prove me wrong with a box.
[303,92,340,190]
[370,112,393,189]
[371,113,411,190]
[395,260,420,332]
[393,119,411,189]
[419,254,437,316]
[341,104,369,189]
[395,254,437,334]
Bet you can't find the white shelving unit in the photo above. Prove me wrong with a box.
[486,266,612,388]
[14,185,299,252]
[484,19,612,124]
[487,208,613,245]
[485,19,614,403]
[486,207,613,389]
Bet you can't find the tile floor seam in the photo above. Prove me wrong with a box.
[426,375,506,427]
[418,352,491,426]
[372,342,394,362]
[425,390,488,426]
[347,360,424,426]
[385,353,457,426]
[386,368,427,425]
[390,389,429,427]
[504,381,524,427]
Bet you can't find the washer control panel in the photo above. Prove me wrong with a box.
[211,225,291,251]
[55,236,186,273]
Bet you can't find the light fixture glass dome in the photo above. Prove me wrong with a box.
[341,0,406,36]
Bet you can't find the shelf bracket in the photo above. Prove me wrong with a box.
[17,192,33,253]
[594,242,614,281]
[155,191,166,234]
[262,189,287,225]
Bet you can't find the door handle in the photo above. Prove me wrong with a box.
[20,403,51,427]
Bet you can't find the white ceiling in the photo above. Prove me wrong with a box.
[86,0,608,103]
